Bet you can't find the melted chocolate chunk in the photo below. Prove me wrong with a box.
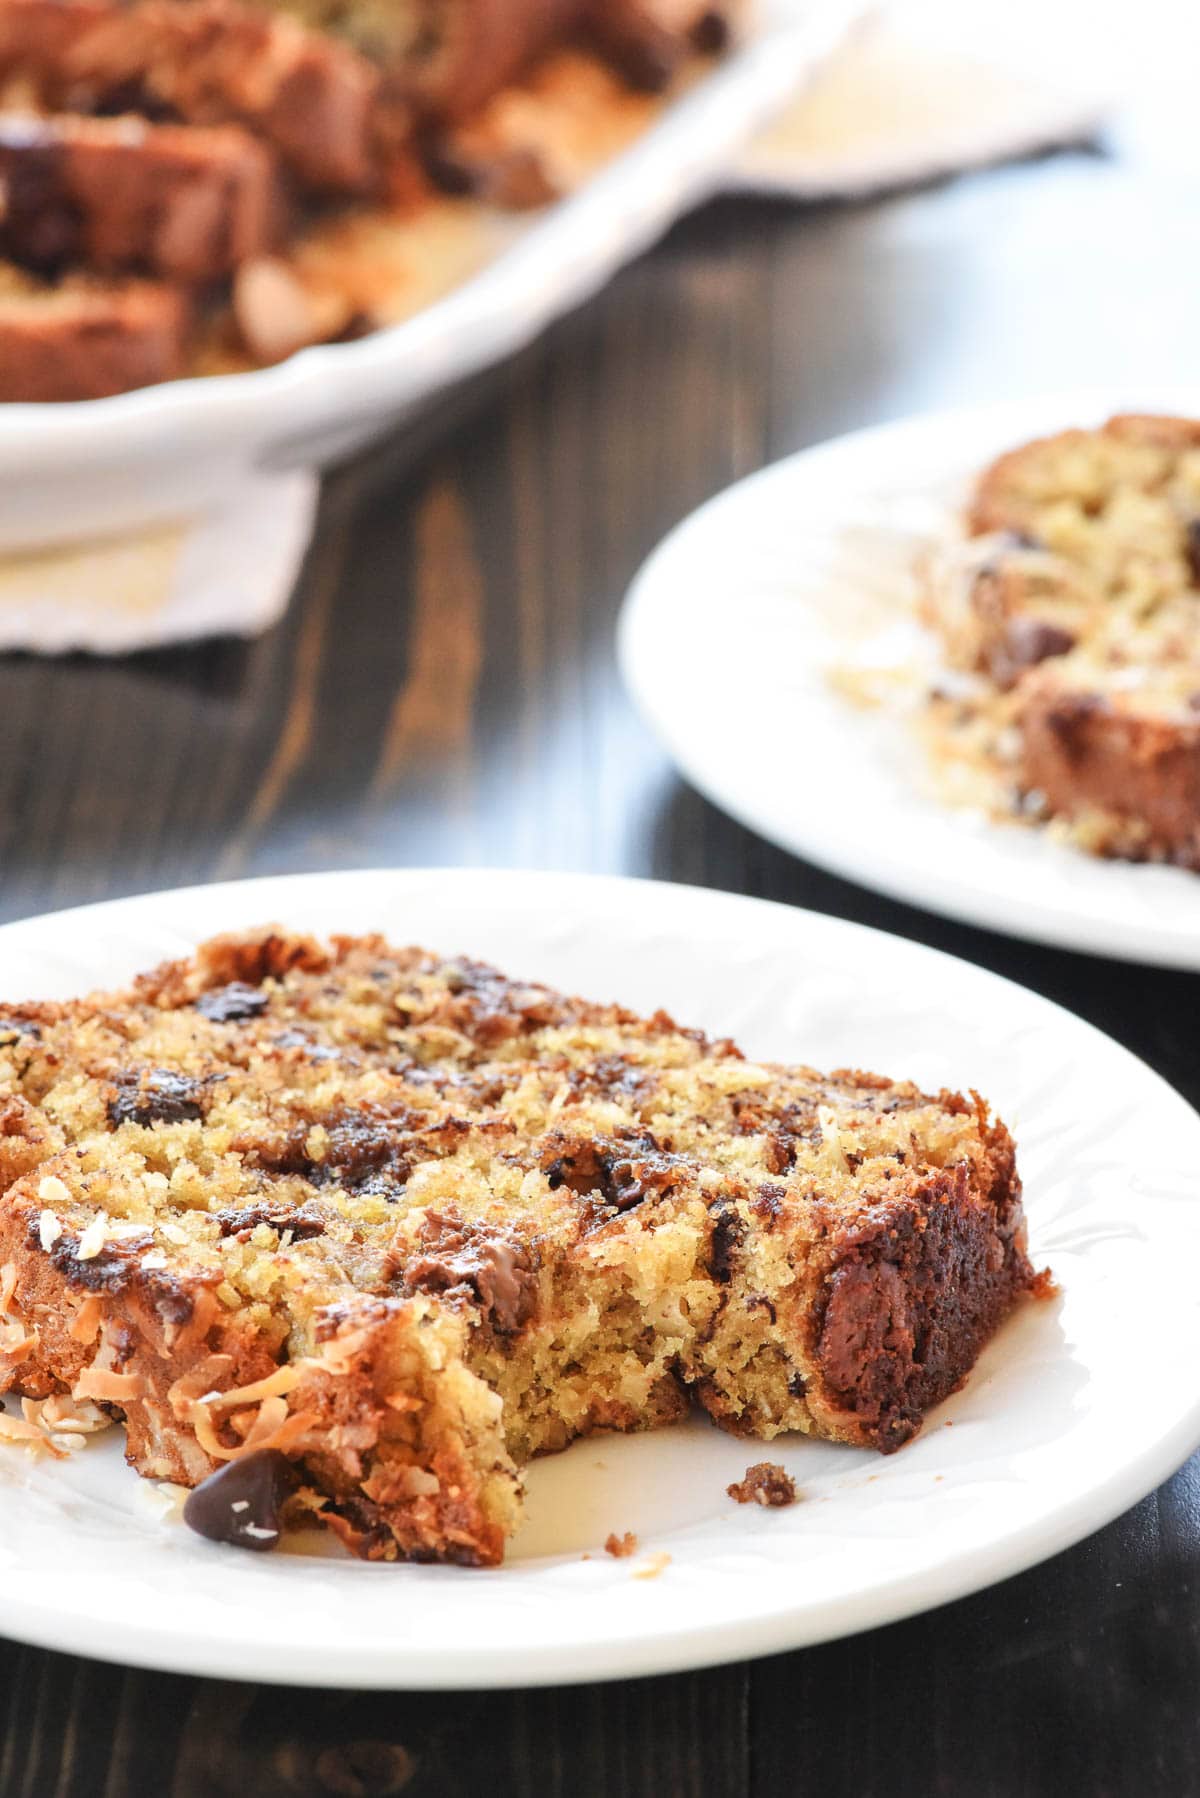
[1004,616,1076,667]
[404,1211,536,1334]
[708,1202,745,1283]
[690,7,731,52]
[183,1449,299,1552]
[0,135,82,273]
[241,1110,416,1187]
[541,1132,681,1212]
[215,1200,327,1242]
[352,1169,408,1201]
[107,1069,207,1128]
[422,142,483,196]
[196,983,269,1023]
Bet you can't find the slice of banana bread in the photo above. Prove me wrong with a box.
[0,259,189,397]
[922,413,1200,866]
[0,928,1033,1565]
[0,112,285,279]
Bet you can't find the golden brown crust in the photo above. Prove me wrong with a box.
[1019,679,1200,868]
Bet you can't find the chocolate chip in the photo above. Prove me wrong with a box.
[602,32,676,90]
[107,1069,207,1128]
[0,1015,39,1043]
[993,614,1079,683]
[690,7,731,53]
[709,1202,745,1283]
[215,1200,327,1241]
[422,143,483,196]
[196,983,269,1023]
[541,1133,680,1211]
[183,1449,299,1552]
[352,1169,407,1201]
[0,136,82,274]
[404,1211,536,1334]
[1187,521,1200,587]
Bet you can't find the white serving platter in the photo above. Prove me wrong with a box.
[0,1,862,552]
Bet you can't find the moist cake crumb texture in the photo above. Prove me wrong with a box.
[0,927,1034,1566]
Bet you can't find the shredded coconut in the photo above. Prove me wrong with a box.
[76,1212,109,1261]
[36,1175,71,1209]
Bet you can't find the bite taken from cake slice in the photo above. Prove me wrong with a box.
[0,928,1034,1566]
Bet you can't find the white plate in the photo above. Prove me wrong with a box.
[0,867,1198,1688]
[0,1,862,553]
[619,388,1200,969]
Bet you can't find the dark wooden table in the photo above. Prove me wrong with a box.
[1,144,1197,1797]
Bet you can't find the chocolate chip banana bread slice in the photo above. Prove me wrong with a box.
[922,413,1200,866]
[0,260,189,398]
[0,928,1033,1565]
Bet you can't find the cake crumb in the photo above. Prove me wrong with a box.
[727,1462,798,1508]
[604,1531,637,1558]
[631,1552,671,1580]
[1031,1267,1060,1300]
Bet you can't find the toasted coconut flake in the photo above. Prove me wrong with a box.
[72,1365,143,1402]
[167,1354,236,1418]
[0,1325,38,1365]
[0,1263,17,1316]
[38,1210,62,1250]
[0,1410,63,1456]
[35,1394,112,1435]
[198,1365,302,1411]
[37,1175,71,1209]
[76,1212,109,1261]
[68,1295,103,1345]
[311,1328,372,1377]
[191,1393,316,1462]
[383,1392,422,1413]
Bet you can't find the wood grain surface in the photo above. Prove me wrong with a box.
[1,149,1198,1797]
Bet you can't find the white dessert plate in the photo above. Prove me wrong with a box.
[618,388,1200,970]
[0,0,863,553]
[1,868,1198,1686]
